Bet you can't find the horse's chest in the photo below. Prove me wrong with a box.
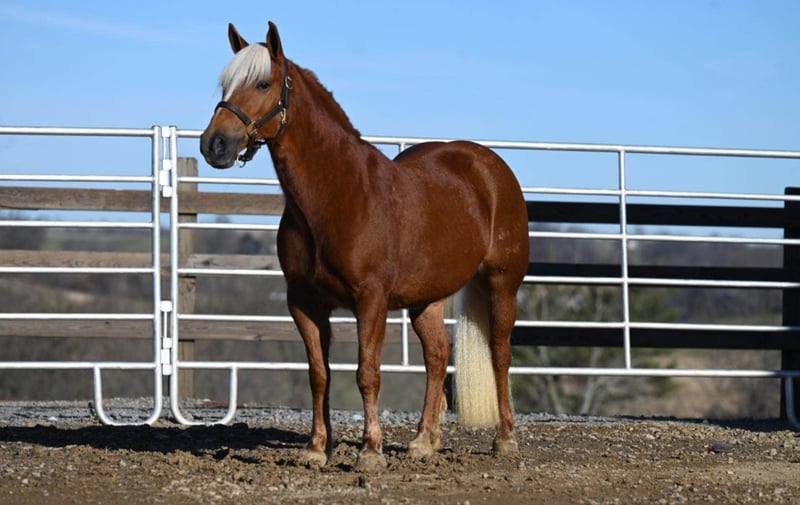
[278,222,357,307]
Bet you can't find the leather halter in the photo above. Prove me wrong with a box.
[215,61,293,165]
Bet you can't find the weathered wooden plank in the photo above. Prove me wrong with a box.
[5,248,785,284]
[0,187,152,213]
[6,187,790,225]
[179,320,383,343]
[0,250,280,270]
[0,320,156,340]
[0,187,284,216]
[0,320,402,343]
[181,192,284,216]
[0,250,153,268]
[187,254,281,270]
[529,262,788,283]
[4,319,797,349]
[178,158,198,396]
[528,200,786,228]
[512,326,800,350]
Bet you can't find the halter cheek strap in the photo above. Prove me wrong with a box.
[215,61,293,165]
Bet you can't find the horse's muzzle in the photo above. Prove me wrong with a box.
[200,131,240,169]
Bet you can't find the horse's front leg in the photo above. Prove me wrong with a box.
[354,291,389,470]
[288,296,333,466]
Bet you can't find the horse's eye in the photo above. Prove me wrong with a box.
[256,81,271,90]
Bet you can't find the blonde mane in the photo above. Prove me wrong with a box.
[219,44,271,100]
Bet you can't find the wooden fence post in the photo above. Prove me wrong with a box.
[177,157,197,398]
[782,187,800,420]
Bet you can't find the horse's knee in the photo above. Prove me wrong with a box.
[356,366,381,396]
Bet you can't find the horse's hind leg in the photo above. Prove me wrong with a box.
[487,275,521,456]
[408,300,450,458]
[288,295,333,466]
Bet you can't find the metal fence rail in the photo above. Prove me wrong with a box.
[1,125,799,428]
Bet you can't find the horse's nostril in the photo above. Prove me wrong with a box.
[212,135,227,156]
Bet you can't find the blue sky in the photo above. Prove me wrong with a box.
[0,1,798,205]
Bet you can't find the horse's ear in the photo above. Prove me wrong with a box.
[228,23,249,53]
[266,21,284,60]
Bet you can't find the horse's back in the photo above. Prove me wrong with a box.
[394,140,523,202]
[393,140,527,234]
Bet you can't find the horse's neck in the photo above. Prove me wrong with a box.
[269,65,383,221]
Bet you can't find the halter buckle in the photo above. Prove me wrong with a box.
[246,120,259,138]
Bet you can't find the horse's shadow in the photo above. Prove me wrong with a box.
[0,421,417,471]
[0,423,309,456]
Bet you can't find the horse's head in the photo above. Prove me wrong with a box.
[200,22,292,169]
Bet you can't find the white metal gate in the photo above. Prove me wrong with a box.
[0,126,168,425]
[1,125,799,428]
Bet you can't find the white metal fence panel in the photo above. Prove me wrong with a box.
[0,125,171,425]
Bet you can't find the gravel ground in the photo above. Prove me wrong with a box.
[1,399,799,504]
[0,398,617,428]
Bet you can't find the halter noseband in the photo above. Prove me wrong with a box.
[215,61,293,166]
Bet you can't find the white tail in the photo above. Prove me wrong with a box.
[453,281,500,427]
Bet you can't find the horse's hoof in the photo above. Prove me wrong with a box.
[492,437,519,457]
[356,449,387,471]
[298,448,328,468]
[407,439,434,460]
[407,435,440,460]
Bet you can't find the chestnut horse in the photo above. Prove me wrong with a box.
[200,22,529,470]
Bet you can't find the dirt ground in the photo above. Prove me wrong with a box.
[1,413,799,505]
